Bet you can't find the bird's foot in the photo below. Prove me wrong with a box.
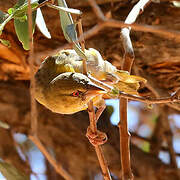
[86,126,107,146]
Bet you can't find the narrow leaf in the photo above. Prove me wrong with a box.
[14,11,37,50]
[66,24,77,41]
[13,1,39,19]
[57,0,86,59]
[47,4,82,15]
[36,8,51,39]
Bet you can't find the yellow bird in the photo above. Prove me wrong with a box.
[35,48,146,114]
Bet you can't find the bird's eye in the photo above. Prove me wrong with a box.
[72,91,82,97]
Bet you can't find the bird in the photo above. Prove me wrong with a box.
[35,71,106,114]
[34,48,146,114]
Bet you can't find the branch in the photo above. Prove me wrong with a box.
[117,88,180,104]
[118,0,151,180]
[35,16,180,59]
[87,70,180,105]
[77,10,111,180]
[29,135,73,180]
[27,0,38,136]
[87,100,112,180]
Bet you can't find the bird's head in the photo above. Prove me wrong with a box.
[44,72,106,114]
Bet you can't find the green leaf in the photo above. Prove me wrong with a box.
[18,14,28,22]
[14,0,38,50]
[13,1,39,19]
[0,161,29,180]
[57,0,86,60]
[14,0,26,8]
[8,8,14,15]
[0,39,11,48]
[14,11,37,50]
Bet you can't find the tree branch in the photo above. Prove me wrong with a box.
[119,0,151,179]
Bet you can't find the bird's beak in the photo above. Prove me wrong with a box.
[85,83,106,98]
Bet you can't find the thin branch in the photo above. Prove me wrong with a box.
[77,17,87,75]
[29,135,73,180]
[134,68,180,111]
[87,0,180,42]
[27,0,38,136]
[87,70,180,104]
[87,100,112,180]
[103,19,180,42]
[117,89,180,104]
[35,17,180,59]
[118,0,151,179]
[162,107,178,168]
[77,15,111,180]
[87,0,106,21]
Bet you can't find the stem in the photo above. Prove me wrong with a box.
[0,14,13,34]
[87,100,112,180]
[27,0,38,136]
[87,73,180,105]
[77,16,111,179]
[77,17,87,75]
[119,0,151,179]
[29,135,73,180]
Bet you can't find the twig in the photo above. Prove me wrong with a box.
[119,0,151,179]
[117,89,180,104]
[77,17,87,75]
[161,107,178,168]
[87,101,112,180]
[134,68,180,111]
[103,19,180,42]
[87,0,106,21]
[29,135,73,180]
[87,66,180,104]
[77,13,111,179]
[87,0,180,41]
[35,17,180,60]
[27,0,38,136]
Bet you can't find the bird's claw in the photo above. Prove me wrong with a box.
[86,126,107,146]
